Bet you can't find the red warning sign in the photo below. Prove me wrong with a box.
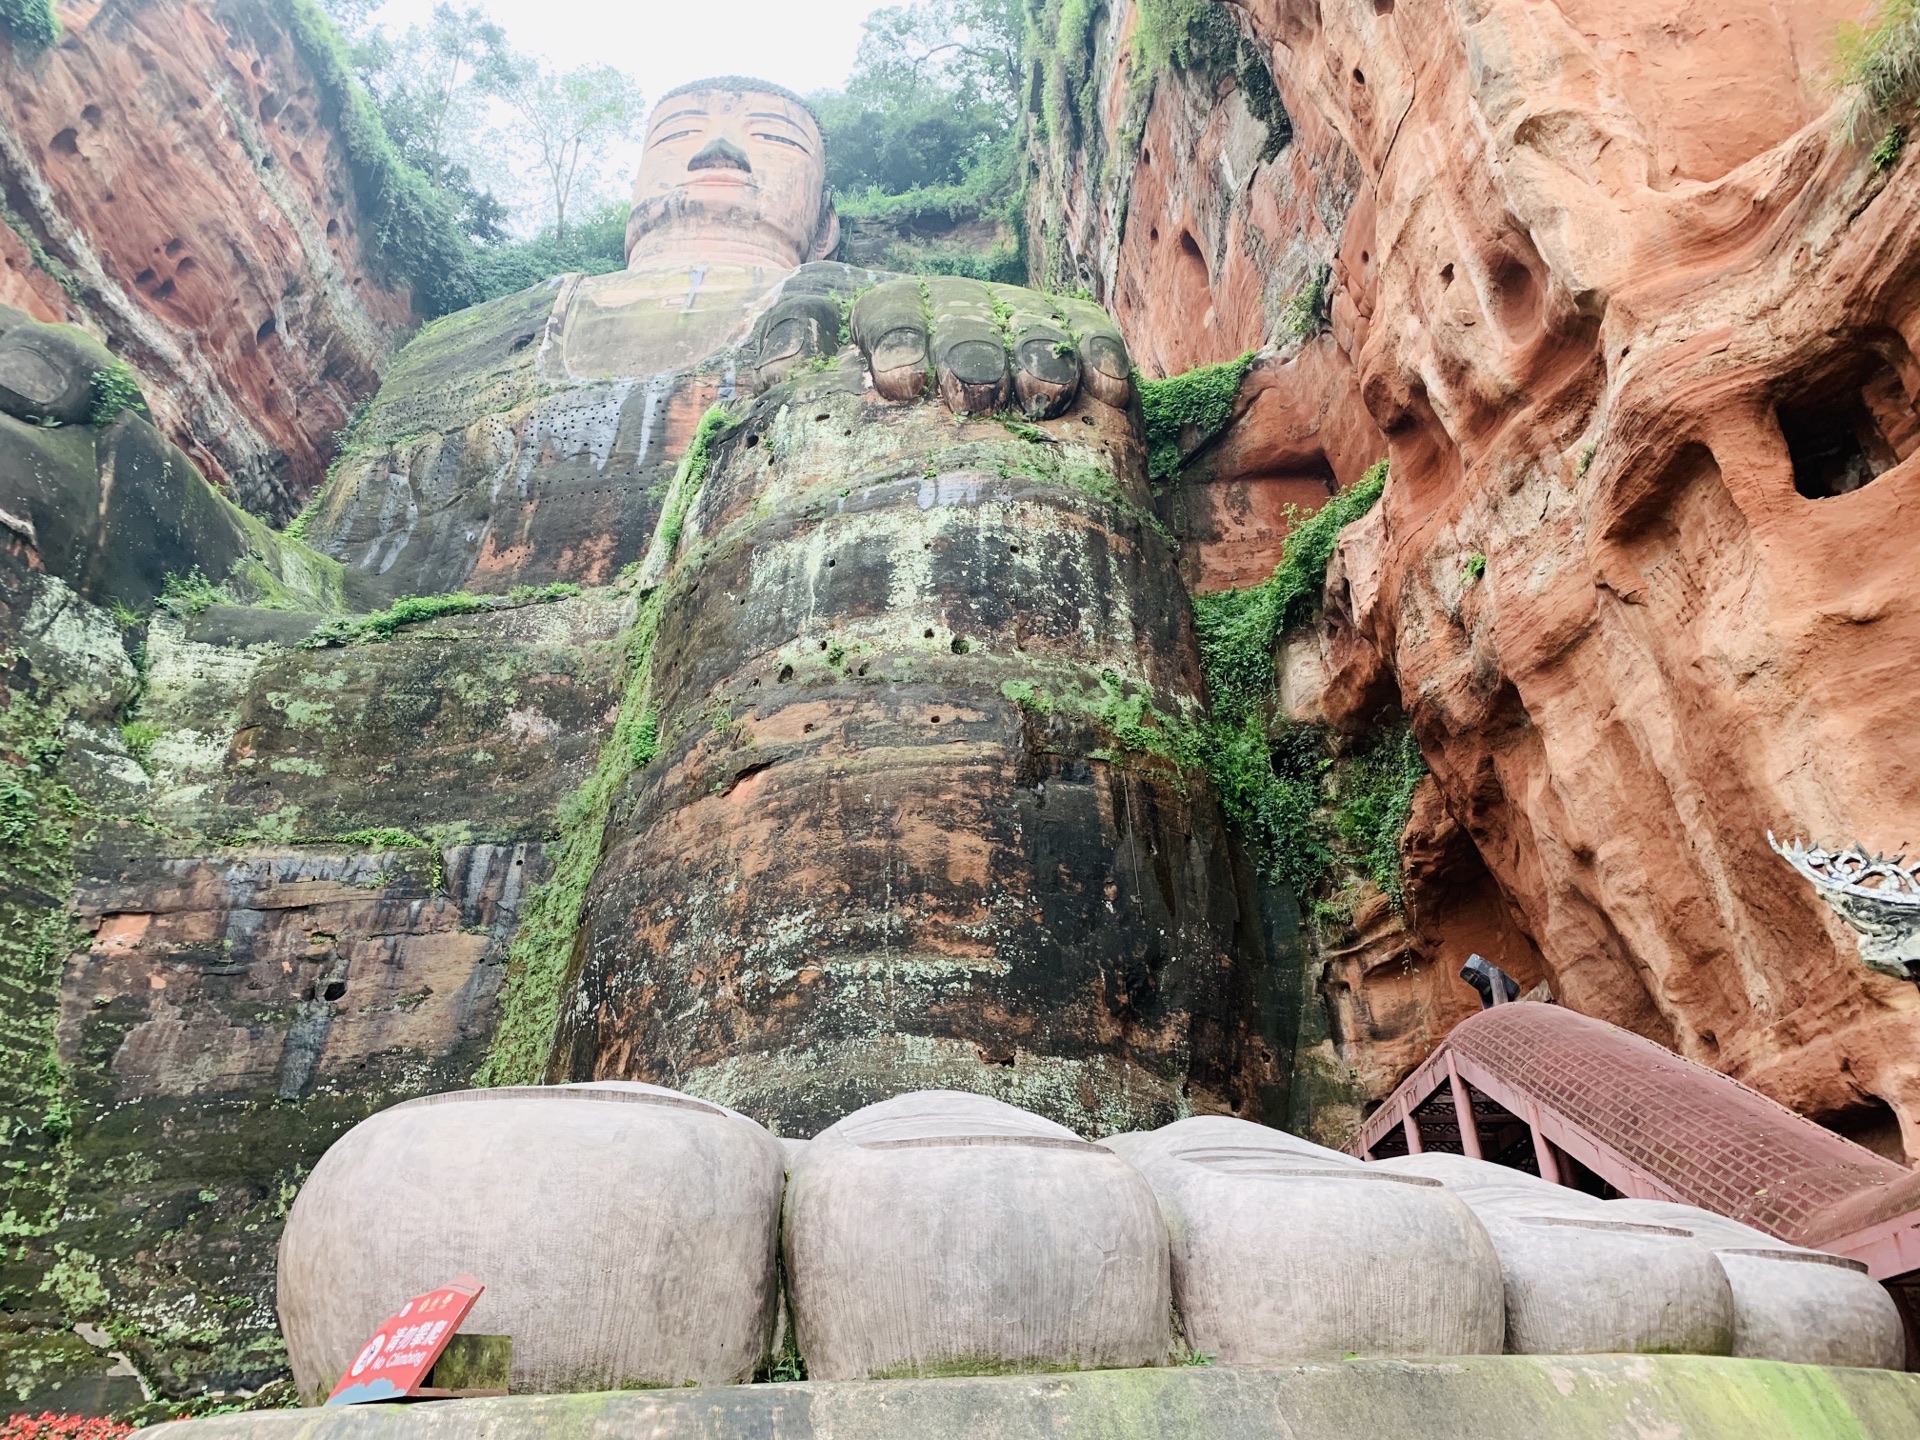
[325,1275,484,1407]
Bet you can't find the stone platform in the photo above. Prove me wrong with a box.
[143,1355,1920,1439]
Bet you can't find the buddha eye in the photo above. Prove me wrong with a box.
[652,129,699,146]
[753,133,809,152]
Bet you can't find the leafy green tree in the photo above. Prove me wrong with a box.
[322,0,514,244]
[813,0,1025,201]
[503,63,645,243]
[470,199,629,303]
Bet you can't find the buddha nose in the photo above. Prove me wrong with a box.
[688,136,752,173]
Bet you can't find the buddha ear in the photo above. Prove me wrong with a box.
[809,202,841,263]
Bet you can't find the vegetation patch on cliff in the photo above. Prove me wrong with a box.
[1139,352,1255,480]
[1183,460,1421,912]
[1191,457,1388,706]
[0,669,90,1394]
[87,364,147,428]
[1840,0,1920,136]
[300,583,578,648]
[1131,0,1235,77]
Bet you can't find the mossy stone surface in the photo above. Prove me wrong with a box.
[134,1356,1920,1440]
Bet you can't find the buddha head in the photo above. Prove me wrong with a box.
[626,76,838,271]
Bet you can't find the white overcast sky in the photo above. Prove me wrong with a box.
[367,0,883,104]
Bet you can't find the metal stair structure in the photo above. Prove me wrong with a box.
[1347,1001,1920,1355]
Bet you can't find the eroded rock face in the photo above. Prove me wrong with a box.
[305,272,757,597]
[1043,0,1920,1152]
[0,0,412,519]
[0,514,629,1400]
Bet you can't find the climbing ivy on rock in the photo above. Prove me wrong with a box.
[1138,351,1255,480]
[1182,461,1425,917]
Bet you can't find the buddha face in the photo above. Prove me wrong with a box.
[625,81,837,271]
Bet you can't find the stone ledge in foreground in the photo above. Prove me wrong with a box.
[140,1354,1920,1439]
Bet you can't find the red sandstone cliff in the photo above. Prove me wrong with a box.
[0,0,412,518]
[1039,0,1920,1162]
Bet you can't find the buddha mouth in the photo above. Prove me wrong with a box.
[687,137,752,174]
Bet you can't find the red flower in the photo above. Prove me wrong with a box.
[0,1414,137,1440]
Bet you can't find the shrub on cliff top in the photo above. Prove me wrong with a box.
[470,199,627,303]
[0,0,59,51]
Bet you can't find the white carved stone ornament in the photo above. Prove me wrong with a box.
[1769,833,1920,981]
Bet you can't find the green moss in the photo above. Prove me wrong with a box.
[0,673,87,1288]
[1872,122,1909,169]
[658,407,730,557]
[315,827,430,851]
[476,407,735,1086]
[88,363,147,428]
[1138,352,1255,480]
[0,202,79,301]
[1463,551,1487,585]
[301,583,578,648]
[280,494,320,543]
[0,0,57,51]
[1277,268,1329,346]
[982,433,1171,543]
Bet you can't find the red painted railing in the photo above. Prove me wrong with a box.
[1346,1002,1920,1283]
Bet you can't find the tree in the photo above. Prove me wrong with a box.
[503,64,645,243]
[850,0,1025,122]
[374,5,518,191]
[814,0,1026,199]
[326,2,518,245]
